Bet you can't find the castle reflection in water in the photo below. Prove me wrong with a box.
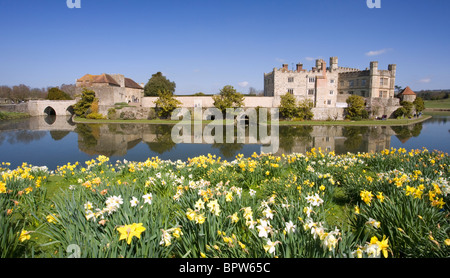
[0,116,425,160]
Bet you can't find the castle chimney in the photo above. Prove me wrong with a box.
[282,64,289,71]
[296,63,303,72]
[321,60,327,77]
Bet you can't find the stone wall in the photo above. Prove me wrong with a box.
[366,97,401,118]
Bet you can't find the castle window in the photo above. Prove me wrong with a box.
[309,77,315,83]
[329,90,334,95]
[361,79,367,86]
[308,89,315,95]
[288,89,294,95]
[327,100,332,105]
[349,80,354,87]
[380,78,388,86]
[361,90,366,97]
[330,79,335,84]
[288,77,294,83]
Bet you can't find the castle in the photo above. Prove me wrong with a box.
[74,57,410,120]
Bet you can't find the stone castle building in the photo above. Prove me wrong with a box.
[76,73,144,106]
[264,57,397,107]
[72,57,402,120]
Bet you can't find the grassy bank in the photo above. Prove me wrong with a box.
[1,149,449,258]
[74,115,432,126]
[0,111,30,121]
[424,99,450,110]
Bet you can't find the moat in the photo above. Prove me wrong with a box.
[1,112,449,170]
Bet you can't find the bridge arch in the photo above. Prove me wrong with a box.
[44,106,56,116]
[66,105,75,116]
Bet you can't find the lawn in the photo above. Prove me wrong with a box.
[74,115,432,127]
[424,99,450,110]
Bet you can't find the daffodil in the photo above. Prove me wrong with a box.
[263,239,280,254]
[130,197,139,207]
[142,193,153,205]
[117,223,146,245]
[229,212,239,223]
[284,221,296,234]
[19,230,31,242]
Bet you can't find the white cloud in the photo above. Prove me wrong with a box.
[275,58,285,63]
[238,81,249,88]
[193,69,200,73]
[419,78,431,83]
[305,57,315,61]
[365,48,392,57]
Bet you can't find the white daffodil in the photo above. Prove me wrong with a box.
[143,193,153,205]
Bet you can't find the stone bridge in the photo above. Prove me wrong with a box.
[26,100,77,117]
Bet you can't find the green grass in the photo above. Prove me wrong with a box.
[0,111,30,120]
[424,98,450,109]
[74,115,432,126]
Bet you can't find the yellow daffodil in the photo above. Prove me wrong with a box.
[117,223,146,245]
[19,230,31,242]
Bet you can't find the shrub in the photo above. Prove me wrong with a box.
[73,89,96,118]
[107,108,117,120]
[346,95,366,120]
[413,97,425,113]
[147,108,157,120]
[119,111,136,120]
[393,107,407,118]
[400,101,414,118]
[155,90,181,119]
[86,113,105,120]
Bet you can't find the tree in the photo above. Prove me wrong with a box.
[346,95,366,120]
[144,72,176,97]
[279,93,314,120]
[395,85,403,96]
[47,87,72,100]
[279,92,299,120]
[413,97,425,113]
[400,101,414,118]
[212,85,244,113]
[155,90,182,119]
[73,89,96,117]
[11,84,31,102]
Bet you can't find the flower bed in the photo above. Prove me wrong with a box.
[1,148,449,258]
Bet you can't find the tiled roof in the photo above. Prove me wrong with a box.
[398,86,416,96]
[92,74,120,86]
[125,78,143,89]
[77,74,99,82]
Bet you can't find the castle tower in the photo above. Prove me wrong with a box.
[330,57,338,71]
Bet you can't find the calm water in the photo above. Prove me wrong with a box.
[0,113,449,169]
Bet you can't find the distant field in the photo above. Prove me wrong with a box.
[424,98,450,109]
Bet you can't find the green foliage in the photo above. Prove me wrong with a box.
[47,87,72,100]
[212,85,245,113]
[155,90,182,119]
[144,72,176,97]
[107,108,117,120]
[400,101,414,118]
[279,93,314,120]
[413,97,425,113]
[86,113,106,120]
[73,89,96,118]
[279,93,298,120]
[393,107,407,118]
[346,95,366,121]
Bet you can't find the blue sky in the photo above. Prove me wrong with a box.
[0,0,449,94]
